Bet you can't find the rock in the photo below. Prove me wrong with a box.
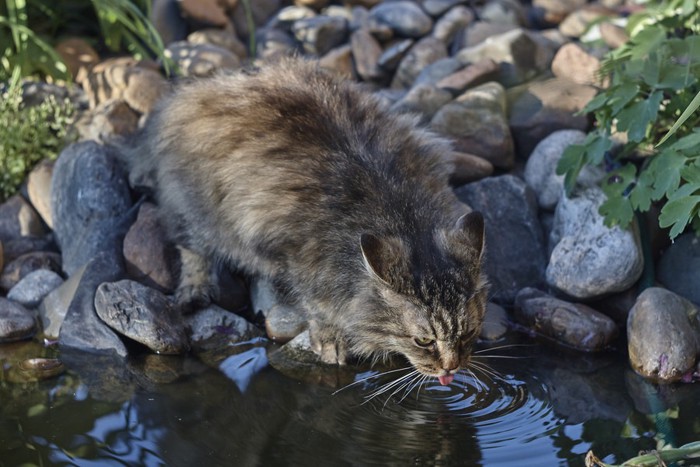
[0,252,62,291]
[479,0,526,26]
[265,304,308,343]
[413,57,463,87]
[455,29,557,88]
[292,15,349,56]
[509,78,597,159]
[4,358,65,383]
[547,187,643,299]
[1,234,57,264]
[0,298,36,343]
[431,82,514,169]
[270,5,316,30]
[559,4,617,38]
[188,29,248,60]
[0,195,46,243]
[391,37,447,89]
[319,44,355,78]
[0,240,3,273]
[76,99,140,143]
[58,251,128,357]
[657,233,700,306]
[249,277,279,317]
[51,141,133,276]
[390,83,453,122]
[256,28,299,60]
[295,0,329,10]
[151,0,188,45]
[179,0,229,27]
[164,41,241,77]
[369,1,433,38]
[232,0,282,40]
[480,302,509,341]
[187,305,263,352]
[26,160,54,228]
[515,288,617,351]
[447,151,494,186]
[350,29,384,81]
[55,37,99,81]
[627,287,700,382]
[121,66,169,114]
[432,5,475,46]
[95,280,188,354]
[551,42,603,87]
[599,21,628,49]
[455,21,518,49]
[435,58,499,95]
[38,262,86,339]
[7,269,64,308]
[524,129,603,210]
[422,0,466,17]
[377,39,414,72]
[533,0,587,25]
[123,202,177,293]
[455,175,547,304]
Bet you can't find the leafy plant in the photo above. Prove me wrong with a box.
[0,80,75,202]
[557,0,700,239]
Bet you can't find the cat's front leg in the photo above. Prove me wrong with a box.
[308,319,350,365]
[176,246,219,313]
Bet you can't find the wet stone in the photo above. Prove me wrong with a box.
[515,288,618,351]
[369,1,433,38]
[5,358,65,383]
[627,287,700,382]
[95,280,188,355]
[657,233,700,306]
[0,298,36,343]
[187,304,263,352]
[1,235,57,264]
[265,304,308,343]
[480,302,509,341]
[292,15,349,56]
[0,252,62,291]
[7,269,64,309]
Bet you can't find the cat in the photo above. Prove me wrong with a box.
[127,58,488,385]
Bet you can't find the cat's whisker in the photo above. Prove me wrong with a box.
[469,360,504,383]
[384,373,421,408]
[472,355,529,360]
[399,374,428,404]
[473,343,533,355]
[332,366,413,395]
[465,367,485,392]
[362,370,420,404]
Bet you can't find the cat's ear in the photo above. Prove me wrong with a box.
[445,211,485,262]
[360,234,405,285]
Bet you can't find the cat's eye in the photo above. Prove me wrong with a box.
[414,337,435,348]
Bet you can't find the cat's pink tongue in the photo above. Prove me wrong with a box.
[438,374,454,386]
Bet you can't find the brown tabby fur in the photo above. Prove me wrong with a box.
[128,59,488,380]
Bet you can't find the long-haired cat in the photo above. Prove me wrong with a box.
[128,59,488,385]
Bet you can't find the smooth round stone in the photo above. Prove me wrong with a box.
[187,304,263,352]
[0,251,62,291]
[0,298,36,343]
[6,358,66,383]
[7,269,64,308]
[165,41,241,77]
[265,304,308,343]
[369,1,433,38]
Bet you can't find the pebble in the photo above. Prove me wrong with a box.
[447,152,494,186]
[178,0,229,27]
[377,39,414,72]
[431,81,514,169]
[515,288,618,351]
[455,175,547,304]
[391,36,447,89]
[0,298,36,343]
[551,42,604,87]
[292,15,349,56]
[188,29,248,59]
[435,58,499,95]
[533,0,587,25]
[432,5,474,46]
[657,233,700,306]
[165,41,241,77]
[26,160,54,229]
[76,99,140,143]
[94,279,188,355]
[0,195,46,243]
[187,304,263,352]
[479,0,526,26]
[1,235,57,265]
[390,83,453,122]
[265,304,308,343]
[55,37,99,81]
[422,0,466,18]
[627,287,700,382]
[547,187,644,299]
[319,44,354,78]
[559,4,617,38]
[350,29,384,81]
[0,251,62,291]
[599,21,628,49]
[455,21,518,49]
[369,1,434,38]
[7,269,64,308]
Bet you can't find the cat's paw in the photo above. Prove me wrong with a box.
[175,283,220,314]
[309,321,349,365]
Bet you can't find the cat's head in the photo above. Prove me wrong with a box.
[356,211,488,385]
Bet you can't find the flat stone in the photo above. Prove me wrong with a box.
[422,0,466,17]
[628,287,700,382]
[657,233,700,306]
[0,298,36,343]
[431,82,514,169]
[455,21,518,49]
[38,263,87,340]
[26,160,54,229]
[479,0,526,26]
[391,37,448,89]
[265,304,308,343]
[187,29,248,59]
[95,280,188,355]
[559,4,617,38]
[436,58,499,95]
[551,42,604,87]
[51,141,133,276]
[377,39,414,72]
[447,151,494,186]
[455,175,547,304]
[369,1,433,38]
[319,44,355,78]
[187,304,263,352]
[432,5,475,45]
[390,83,453,122]
[0,195,46,243]
[350,29,383,81]
[179,0,229,27]
[547,187,643,299]
[413,57,464,87]
[292,15,349,56]
[1,234,57,264]
[515,288,617,351]
[480,302,509,341]
[0,252,62,291]
[7,269,64,309]
[165,41,241,77]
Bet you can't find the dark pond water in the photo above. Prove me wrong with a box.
[2,334,700,467]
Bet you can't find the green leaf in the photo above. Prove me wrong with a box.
[659,195,700,239]
[629,25,667,59]
[608,83,640,115]
[600,194,635,228]
[657,90,700,146]
[557,144,586,193]
[650,149,687,199]
[616,90,664,142]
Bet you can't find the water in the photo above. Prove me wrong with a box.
[2,336,700,466]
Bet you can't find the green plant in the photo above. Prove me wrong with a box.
[557,0,700,239]
[0,81,75,202]
[0,0,170,84]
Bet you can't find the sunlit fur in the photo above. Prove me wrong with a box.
[127,58,488,379]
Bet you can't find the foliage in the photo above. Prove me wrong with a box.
[585,440,700,466]
[0,80,75,202]
[0,0,170,84]
[556,0,700,239]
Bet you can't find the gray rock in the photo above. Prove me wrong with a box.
[431,82,514,169]
[292,15,349,56]
[0,298,36,343]
[515,287,618,351]
[187,29,248,60]
[479,0,526,26]
[523,129,603,210]
[391,37,447,89]
[435,58,499,95]
[480,302,509,341]
[390,83,453,122]
[150,0,188,45]
[319,44,354,78]
[58,251,128,357]
[455,175,547,304]
[256,28,299,60]
[38,262,86,339]
[455,21,518,49]
[547,187,644,299]
[377,39,414,72]
[95,279,188,355]
[76,99,140,143]
[269,6,316,31]
[265,304,308,343]
[7,269,64,308]
[51,141,133,276]
[413,57,463,87]
[0,194,46,243]
[432,5,474,46]
[370,1,433,38]
[447,151,494,186]
[422,0,466,17]
[187,304,263,352]
[350,29,384,81]
[627,287,700,382]
[164,41,241,77]
[1,234,57,264]
[509,78,597,159]
[0,251,62,291]
[657,233,700,306]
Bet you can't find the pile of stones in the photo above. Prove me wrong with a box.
[1,0,698,383]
